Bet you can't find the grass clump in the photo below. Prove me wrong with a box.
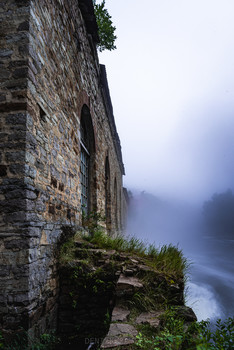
[147,244,189,279]
[80,210,188,278]
[84,229,147,255]
[80,228,188,279]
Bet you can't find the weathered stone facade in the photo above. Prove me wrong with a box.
[0,0,125,338]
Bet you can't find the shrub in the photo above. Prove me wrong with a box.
[135,313,234,350]
[0,332,59,350]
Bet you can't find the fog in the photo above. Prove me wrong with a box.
[127,191,234,321]
[99,0,234,203]
[98,0,234,321]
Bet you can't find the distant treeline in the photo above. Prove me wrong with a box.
[203,189,234,240]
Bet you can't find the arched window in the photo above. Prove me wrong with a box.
[80,105,95,215]
[119,189,122,231]
[114,178,118,230]
[105,156,111,232]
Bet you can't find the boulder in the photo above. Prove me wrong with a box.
[176,306,197,322]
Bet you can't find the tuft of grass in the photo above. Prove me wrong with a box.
[147,244,159,258]
[80,229,188,279]
[127,291,159,312]
[127,237,147,255]
[146,244,190,279]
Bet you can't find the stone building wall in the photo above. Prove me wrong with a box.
[0,0,125,338]
[0,0,32,337]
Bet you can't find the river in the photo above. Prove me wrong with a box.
[127,192,234,322]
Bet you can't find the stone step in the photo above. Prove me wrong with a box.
[111,307,130,322]
[135,311,164,329]
[101,323,138,349]
[116,274,143,296]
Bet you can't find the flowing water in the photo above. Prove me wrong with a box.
[127,192,234,322]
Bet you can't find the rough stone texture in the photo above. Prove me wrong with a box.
[111,307,130,322]
[175,306,197,322]
[58,240,189,349]
[116,274,143,297]
[101,323,138,349]
[135,311,163,329]
[0,0,125,339]
[0,0,31,338]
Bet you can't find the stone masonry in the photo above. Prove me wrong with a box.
[0,0,126,339]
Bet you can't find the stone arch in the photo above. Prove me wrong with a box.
[80,104,97,214]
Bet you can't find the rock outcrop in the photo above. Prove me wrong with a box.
[58,236,196,349]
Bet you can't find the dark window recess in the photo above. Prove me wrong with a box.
[59,182,64,192]
[105,156,111,231]
[38,104,47,122]
[49,204,55,215]
[80,147,89,214]
[51,176,57,188]
[80,117,90,214]
[79,105,96,216]
[73,31,81,51]
[67,208,71,220]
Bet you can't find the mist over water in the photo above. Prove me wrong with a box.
[97,0,234,324]
[126,191,234,322]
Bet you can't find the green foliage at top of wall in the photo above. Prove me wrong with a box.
[93,0,117,52]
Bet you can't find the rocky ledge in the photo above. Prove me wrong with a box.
[58,237,196,349]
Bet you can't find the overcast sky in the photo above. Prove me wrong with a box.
[99,0,234,202]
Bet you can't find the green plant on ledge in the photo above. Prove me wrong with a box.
[81,228,189,279]
[82,210,106,235]
[135,312,234,350]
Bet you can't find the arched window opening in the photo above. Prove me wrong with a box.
[80,105,96,215]
[114,178,118,231]
[119,189,122,231]
[105,156,111,232]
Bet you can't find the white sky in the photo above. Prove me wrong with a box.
[99,0,234,202]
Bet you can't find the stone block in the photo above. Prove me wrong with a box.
[6,113,27,124]
[4,238,29,250]
[9,164,25,175]
[0,266,11,277]
[5,151,25,163]
[0,50,13,58]
[5,211,26,223]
